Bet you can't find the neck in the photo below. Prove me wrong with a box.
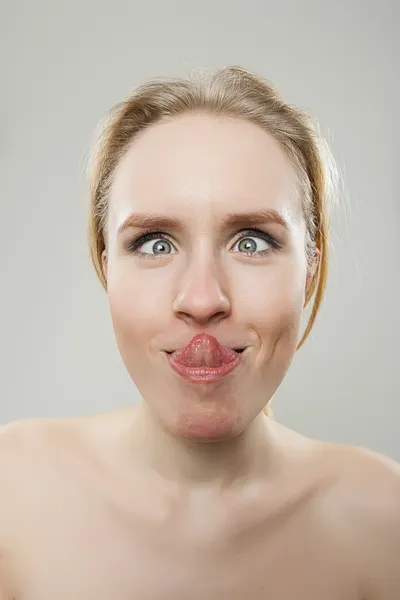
[127,400,280,489]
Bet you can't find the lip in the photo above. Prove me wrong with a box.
[164,336,247,354]
[164,347,247,383]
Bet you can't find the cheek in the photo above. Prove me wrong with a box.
[233,259,306,335]
[106,262,170,352]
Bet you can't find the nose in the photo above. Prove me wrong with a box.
[172,254,231,327]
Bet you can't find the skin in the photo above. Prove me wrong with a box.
[0,114,399,599]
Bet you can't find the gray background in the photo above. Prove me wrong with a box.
[1,1,399,459]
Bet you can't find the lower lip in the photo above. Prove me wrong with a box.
[165,350,246,383]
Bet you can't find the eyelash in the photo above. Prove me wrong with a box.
[127,228,282,260]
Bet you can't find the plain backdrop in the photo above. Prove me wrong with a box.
[1,0,399,460]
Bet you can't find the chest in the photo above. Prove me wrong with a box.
[9,486,359,600]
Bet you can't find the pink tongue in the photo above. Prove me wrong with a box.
[170,334,237,367]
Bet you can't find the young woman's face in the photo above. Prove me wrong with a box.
[103,114,312,441]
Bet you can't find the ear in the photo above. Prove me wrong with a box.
[101,249,108,283]
[305,247,320,298]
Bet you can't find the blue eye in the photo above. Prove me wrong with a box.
[232,234,272,256]
[134,236,176,257]
[127,228,281,260]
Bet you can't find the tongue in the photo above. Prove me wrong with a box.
[170,334,237,368]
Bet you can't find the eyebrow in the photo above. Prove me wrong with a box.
[117,208,290,235]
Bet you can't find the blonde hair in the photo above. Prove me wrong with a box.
[87,65,340,418]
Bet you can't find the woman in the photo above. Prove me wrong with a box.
[0,66,399,599]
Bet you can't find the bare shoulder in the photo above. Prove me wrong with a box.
[318,442,400,598]
[0,410,119,457]
[0,410,126,494]
[272,420,400,508]
[321,441,400,508]
[271,422,400,598]
[0,416,90,508]
[0,416,78,463]
[0,417,88,595]
[0,417,54,471]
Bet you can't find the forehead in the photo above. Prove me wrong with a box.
[109,114,300,230]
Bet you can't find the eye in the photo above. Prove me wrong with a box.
[127,228,281,259]
[231,229,280,257]
[136,237,177,256]
[232,234,271,255]
[127,231,178,259]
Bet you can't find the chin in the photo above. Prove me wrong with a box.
[172,408,244,442]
